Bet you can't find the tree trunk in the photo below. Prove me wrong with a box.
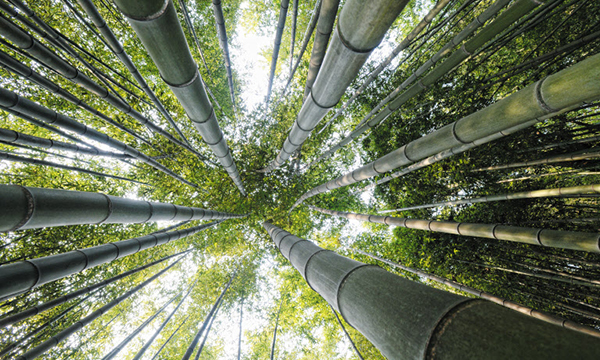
[265,0,290,104]
[113,0,246,195]
[14,256,183,360]
[194,288,225,360]
[263,222,600,359]
[330,304,364,359]
[0,221,217,299]
[309,205,600,253]
[262,0,410,172]
[293,51,600,209]
[178,0,210,74]
[270,295,285,360]
[289,0,298,77]
[212,0,236,108]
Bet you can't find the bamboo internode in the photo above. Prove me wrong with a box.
[263,222,600,359]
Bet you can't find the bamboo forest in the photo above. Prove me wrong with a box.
[1,0,600,358]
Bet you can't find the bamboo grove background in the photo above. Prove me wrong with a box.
[0,0,599,358]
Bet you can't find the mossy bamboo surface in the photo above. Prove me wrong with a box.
[0,251,187,328]
[293,52,600,209]
[379,184,600,213]
[308,205,600,253]
[353,248,600,338]
[114,0,246,195]
[262,0,410,172]
[14,256,183,360]
[0,221,217,299]
[263,222,600,359]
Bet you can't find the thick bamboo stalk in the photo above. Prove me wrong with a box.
[0,8,207,162]
[308,205,600,253]
[0,127,128,159]
[0,86,202,189]
[262,0,410,172]
[212,0,236,108]
[353,248,600,338]
[0,151,147,186]
[0,221,219,299]
[0,185,244,232]
[0,48,153,146]
[302,0,339,100]
[330,304,364,359]
[265,0,290,104]
[14,256,183,360]
[293,52,600,209]
[113,0,246,195]
[474,149,600,171]
[178,0,210,74]
[131,278,197,360]
[74,0,190,146]
[101,290,181,359]
[305,0,538,170]
[181,274,234,360]
[379,184,600,214]
[263,222,600,359]
[283,0,321,94]
[0,251,186,328]
[318,0,452,134]
[270,295,285,360]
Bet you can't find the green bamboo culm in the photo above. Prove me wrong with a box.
[263,222,600,360]
[212,0,236,108]
[265,0,290,104]
[308,205,600,253]
[473,148,600,171]
[292,52,600,210]
[113,0,246,195]
[13,256,185,360]
[0,222,219,299]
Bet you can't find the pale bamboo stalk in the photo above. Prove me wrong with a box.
[352,248,600,338]
[0,127,128,159]
[474,149,600,171]
[318,0,452,134]
[212,0,236,108]
[379,184,600,214]
[263,222,600,359]
[262,0,410,172]
[0,184,244,232]
[0,86,202,189]
[270,295,285,360]
[289,0,298,77]
[308,205,600,253]
[265,0,290,104]
[13,256,183,360]
[329,305,364,359]
[237,296,244,360]
[0,251,187,328]
[194,289,224,360]
[74,0,191,146]
[283,0,322,94]
[0,151,148,186]
[0,49,153,147]
[304,0,537,170]
[148,315,191,360]
[302,0,339,100]
[100,290,182,359]
[178,0,210,74]
[132,278,198,360]
[0,221,219,299]
[113,0,246,195]
[0,7,206,161]
[292,52,600,209]
[181,275,234,360]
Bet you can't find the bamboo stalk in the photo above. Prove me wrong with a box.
[148,315,191,360]
[194,288,225,360]
[212,0,236,108]
[270,295,285,360]
[308,205,600,253]
[288,0,298,77]
[293,52,600,209]
[0,222,219,299]
[13,256,184,360]
[263,222,600,359]
[262,0,410,172]
[379,184,600,214]
[113,0,246,195]
[330,304,364,359]
[474,148,600,171]
[237,296,244,360]
[178,0,210,74]
[265,0,290,104]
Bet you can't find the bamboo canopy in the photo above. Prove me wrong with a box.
[262,0,410,172]
[113,0,246,195]
[265,0,289,104]
[14,256,183,360]
[292,52,600,209]
[379,184,600,213]
[308,205,600,253]
[0,185,245,232]
[0,222,217,299]
[263,222,600,359]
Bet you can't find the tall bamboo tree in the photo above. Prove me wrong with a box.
[265,0,290,104]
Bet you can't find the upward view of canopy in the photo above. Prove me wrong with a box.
[0,0,599,359]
